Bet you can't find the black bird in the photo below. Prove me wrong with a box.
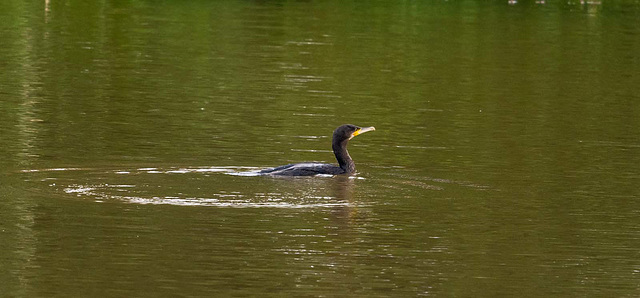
[259,124,376,176]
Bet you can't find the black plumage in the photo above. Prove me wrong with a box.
[259,124,375,176]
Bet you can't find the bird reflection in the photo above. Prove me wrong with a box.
[329,176,358,226]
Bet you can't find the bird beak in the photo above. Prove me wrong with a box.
[352,126,376,138]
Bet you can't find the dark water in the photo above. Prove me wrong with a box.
[2,0,640,296]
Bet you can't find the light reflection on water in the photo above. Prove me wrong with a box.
[61,183,356,209]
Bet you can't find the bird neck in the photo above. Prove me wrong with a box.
[333,139,355,173]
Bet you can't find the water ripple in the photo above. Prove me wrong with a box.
[22,166,360,209]
[62,183,354,208]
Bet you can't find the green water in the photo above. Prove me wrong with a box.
[2,0,640,296]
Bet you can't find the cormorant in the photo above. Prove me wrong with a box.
[259,124,375,176]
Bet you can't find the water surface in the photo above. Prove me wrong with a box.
[2,0,640,296]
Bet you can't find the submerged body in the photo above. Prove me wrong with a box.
[258,163,346,176]
[259,124,375,176]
